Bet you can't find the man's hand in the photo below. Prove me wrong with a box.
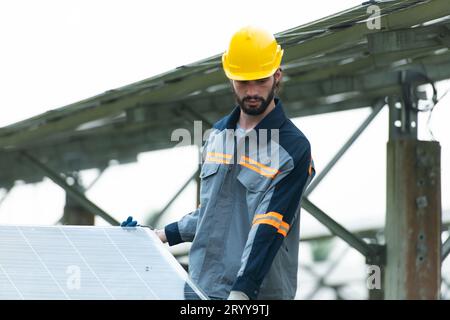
[227,291,250,300]
[155,229,167,243]
[120,216,138,227]
[121,217,167,243]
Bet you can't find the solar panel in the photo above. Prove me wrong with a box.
[0,225,207,300]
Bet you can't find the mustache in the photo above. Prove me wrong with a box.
[242,96,265,102]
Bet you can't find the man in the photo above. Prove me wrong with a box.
[122,26,315,300]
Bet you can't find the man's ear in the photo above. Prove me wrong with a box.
[274,68,282,83]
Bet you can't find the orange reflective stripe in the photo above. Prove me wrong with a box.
[239,156,280,178]
[205,152,233,164]
[266,211,283,221]
[279,221,290,236]
[253,212,283,224]
[252,213,267,222]
[239,161,279,178]
[240,161,276,178]
[207,152,232,159]
[253,218,281,230]
[205,156,231,164]
[241,156,278,174]
[252,212,290,237]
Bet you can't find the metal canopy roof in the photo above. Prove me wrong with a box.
[1,0,450,188]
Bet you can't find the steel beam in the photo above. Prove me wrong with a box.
[291,47,445,84]
[301,197,375,259]
[285,58,450,101]
[20,151,119,226]
[367,23,450,54]
[300,217,450,243]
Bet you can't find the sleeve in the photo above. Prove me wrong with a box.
[164,207,201,246]
[231,142,315,299]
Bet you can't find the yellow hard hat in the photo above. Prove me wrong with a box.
[222,26,283,81]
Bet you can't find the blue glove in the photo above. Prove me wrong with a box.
[121,216,138,227]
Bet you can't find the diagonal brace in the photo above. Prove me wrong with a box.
[20,151,119,226]
[302,197,377,259]
[443,236,450,262]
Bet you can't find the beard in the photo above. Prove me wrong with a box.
[234,80,277,116]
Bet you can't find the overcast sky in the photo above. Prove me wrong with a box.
[0,0,449,237]
[0,0,364,126]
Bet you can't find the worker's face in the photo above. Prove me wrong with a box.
[232,69,281,116]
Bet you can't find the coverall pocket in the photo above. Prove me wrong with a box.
[200,163,220,179]
[237,167,272,193]
[199,163,220,204]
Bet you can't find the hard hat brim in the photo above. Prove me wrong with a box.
[223,68,280,81]
[222,48,283,81]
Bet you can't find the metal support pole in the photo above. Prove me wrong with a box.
[302,198,375,258]
[305,100,385,196]
[62,173,95,226]
[385,83,442,300]
[20,151,120,226]
[385,138,441,299]
[59,169,106,225]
